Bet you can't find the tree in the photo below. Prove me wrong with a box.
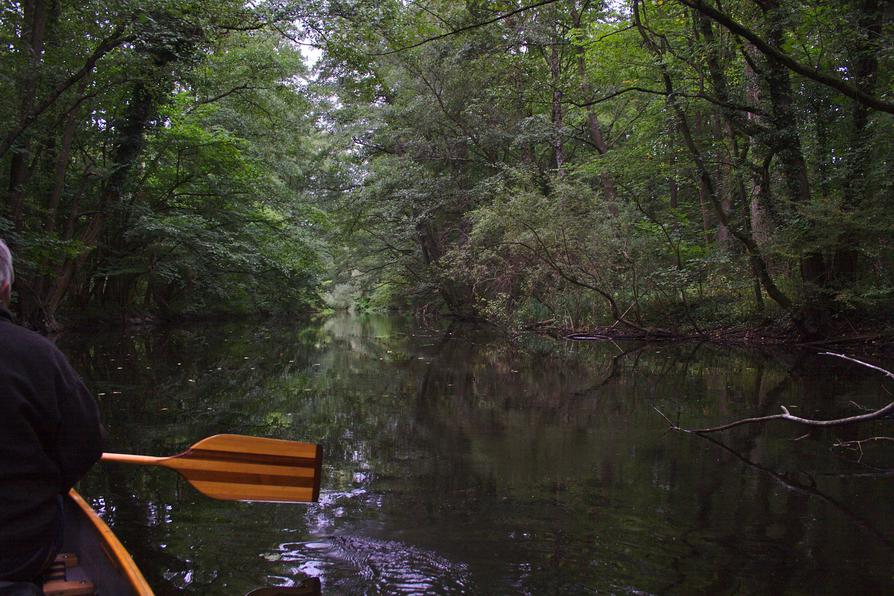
[1,0,327,329]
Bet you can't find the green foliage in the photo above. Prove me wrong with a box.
[3,0,892,334]
[0,1,328,327]
[308,0,894,334]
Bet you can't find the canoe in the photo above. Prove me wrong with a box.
[42,490,153,595]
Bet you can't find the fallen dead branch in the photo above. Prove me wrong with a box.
[655,352,894,434]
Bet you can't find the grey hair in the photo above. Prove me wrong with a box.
[0,238,13,289]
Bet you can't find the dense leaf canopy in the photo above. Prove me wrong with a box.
[2,0,892,336]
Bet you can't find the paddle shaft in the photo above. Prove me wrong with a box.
[102,453,165,466]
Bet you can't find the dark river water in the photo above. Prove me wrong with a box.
[61,314,894,595]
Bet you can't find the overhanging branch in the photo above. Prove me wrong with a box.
[369,0,563,56]
[676,0,894,115]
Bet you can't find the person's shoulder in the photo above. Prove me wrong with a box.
[0,319,67,360]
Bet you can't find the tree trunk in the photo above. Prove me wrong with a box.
[761,7,828,291]
[693,113,715,245]
[31,82,157,329]
[633,2,796,321]
[569,1,617,206]
[547,28,566,170]
[6,0,49,231]
[744,43,773,251]
[832,0,882,285]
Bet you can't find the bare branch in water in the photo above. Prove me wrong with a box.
[656,353,894,434]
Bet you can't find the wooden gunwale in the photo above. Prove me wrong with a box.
[66,489,154,595]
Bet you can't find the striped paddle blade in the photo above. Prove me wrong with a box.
[103,434,322,503]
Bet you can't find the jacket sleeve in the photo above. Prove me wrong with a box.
[52,351,107,491]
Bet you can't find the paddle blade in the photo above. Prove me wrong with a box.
[165,434,322,503]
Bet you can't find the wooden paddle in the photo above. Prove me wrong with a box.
[102,434,322,503]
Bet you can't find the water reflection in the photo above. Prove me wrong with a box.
[267,535,470,594]
[62,315,894,594]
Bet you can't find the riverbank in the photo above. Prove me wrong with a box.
[32,301,894,357]
[530,318,894,354]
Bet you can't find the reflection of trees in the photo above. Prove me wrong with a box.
[666,364,796,593]
[60,317,894,594]
[661,354,894,480]
[700,432,894,548]
[656,354,893,593]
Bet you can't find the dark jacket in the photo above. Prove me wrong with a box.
[0,307,106,579]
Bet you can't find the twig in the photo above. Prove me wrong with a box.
[653,406,677,428]
[832,437,894,462]
[656,352,894,434]
[849,400,876,413]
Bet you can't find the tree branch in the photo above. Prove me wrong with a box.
[676,0,894,115]
[186,84,265,113]
[369,0,563,56]
[659,352,894,434]
[0,26,130,159]
[569,85,767,118]
[832,437,894,462]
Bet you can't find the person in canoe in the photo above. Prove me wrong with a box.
[0,239,107,591]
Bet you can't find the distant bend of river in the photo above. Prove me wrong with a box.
[64,314,894,595]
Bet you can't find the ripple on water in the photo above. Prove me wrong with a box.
[270,534,472,594]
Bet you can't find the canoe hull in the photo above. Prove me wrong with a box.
[62,490,153,595]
